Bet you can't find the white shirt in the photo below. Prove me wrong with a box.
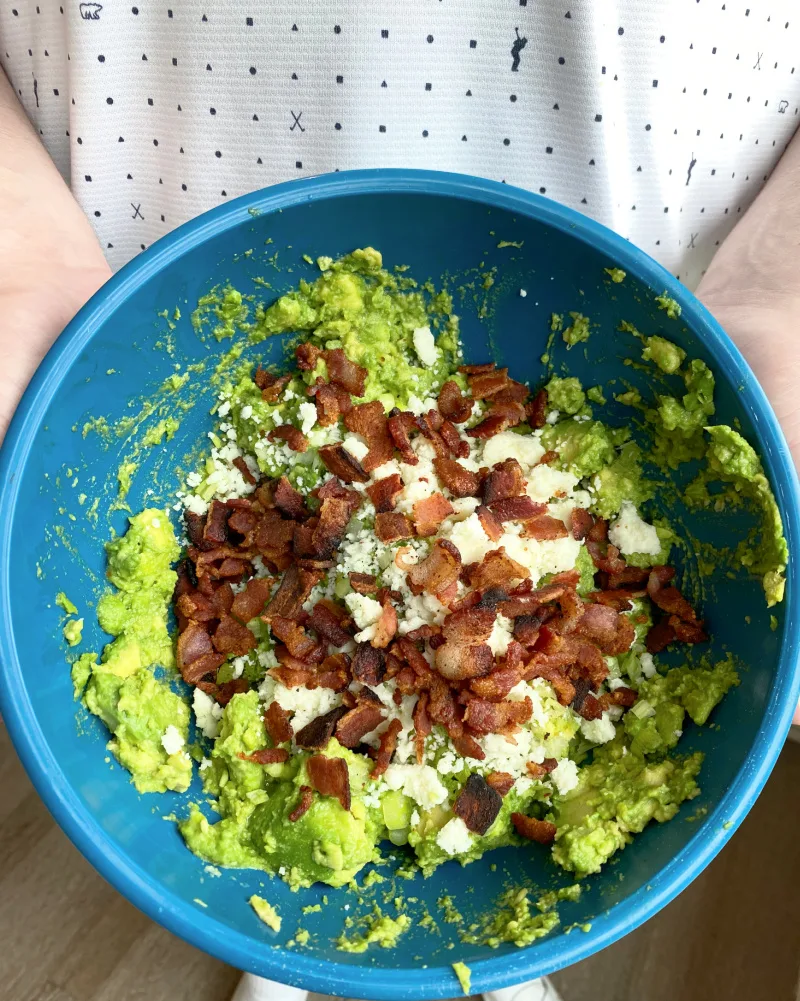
[2,0,798,287]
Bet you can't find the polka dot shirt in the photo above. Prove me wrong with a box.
[2,0,798,287]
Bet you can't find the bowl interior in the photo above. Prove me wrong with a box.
[2,175,798,999]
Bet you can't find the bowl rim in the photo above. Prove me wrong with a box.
[1,168,799,999]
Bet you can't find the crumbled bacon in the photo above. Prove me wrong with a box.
[295,343,322,370]
[371,718,403,778]
[294,706,349,750]
[213,678,251,706]
[477,504,504,542]
[525,758,557,779]
[273,476,306,520]
[309,600,352,646]
[467,367,510,400]
[306,753,351,811]
[375,512,414,543]
[264,701,294,745]
[459,363,496,375]
[177,623,224,683]
[412,693,432,765]
[570,508,594,541]
[415,410,449,457]
[470,548,530,590]
[176,591,215,624]
[485,771,515,796]
[260,373,291,403]
[485,399,527,429]
[335,702,386,748]
[263,564,324,621]
[237,747,289,765]
[607,566,650,589]
[432,457,479,498]
[466,413,513,440]
[184,510,207,548]
[442,607,497,644]
[230,577,274,622]
[522,514,570,540]
[405,539,462,597]
[203,500,230,547]
[212,614,258,656]
[438,379,474,424]
[316,477,362,518]
[344,401,394,472]
[511,813,557,845]
[599,687,637,710]
[366,473,404,513]
[574,602,634,655]
[647,567,697,621]
[351,644,387,686]
[454,774,503,835]
[435,641,493,681]
[288,785,315,822]
[269,614,322,661]
[413,492,454,537]
[310,496,353,559]
[450,731,486,760]
[319,443,369,483]
[312,382,345,427]
[349,572,378,594]
[324,348,367,397]
[463,696,533,734]
[387,410,418,465]
[469,664,523,701]
[483,459,525,505]
[488,496,547,523]
[439,419,470,459]
[525,389,548,429]
[268,424,309,453]
[588,589,643,611]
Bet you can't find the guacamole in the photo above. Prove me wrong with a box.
[66,248,787,950]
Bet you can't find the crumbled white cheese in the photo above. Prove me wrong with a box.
[519,288,528,297]
[230,656,247,680]
[240,404,253,421]
[383,763,448,810]
[412,325,439,367]
[161,724,185,756]
[608,500,661,557]
[263,679,342,736]
[550,758,579,795]
[342,435,370,462]
[298,401,318,435]
[436,816,474,855]
[580,714,617,744]
[481,430,545,471]
[193,688,224,739]
[640,651,657,679]
[488,614,515,657]
[345,592,383,640]
[526,465,580,503]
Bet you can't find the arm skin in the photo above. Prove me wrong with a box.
[696,125,800,724]
[0,68,111,442]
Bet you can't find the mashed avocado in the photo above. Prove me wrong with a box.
[336,907,412,953]
[249,895,282,931]
[75,509,191,794]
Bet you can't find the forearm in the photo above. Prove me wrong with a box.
[696,126,800,458]
[0,69,110,439]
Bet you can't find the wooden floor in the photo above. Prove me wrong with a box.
[2,718,800,1001]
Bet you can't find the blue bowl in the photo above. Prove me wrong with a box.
[1,170,799,998]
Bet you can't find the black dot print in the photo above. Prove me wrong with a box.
[246,16,253,26]
[469,40,477,49]
[379,125,386,133]
[422,129,429,137]
[334,25,341,34]
[296,161,302,168]
[503,137,510,146]
[618,26,624,35]
[106,97,113,104]
[545,145,553,153]
[558,56,565,65]
[510,94,517,102]
[594,114,602,122]
[426,35,434,43]
[336,75,343,83]
[215,150,222,157]
[131,5,138,13]
[335,122,342,130]
[94,210,101,217]
[249,66,256,75]
[381,29,388,38]
[98,54,105,62]
[425,83,432,91]
[181,182,187,190]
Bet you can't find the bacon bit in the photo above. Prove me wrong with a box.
[319,443,369,484]
[253,509,295,556]
[371,719,403,778]
[295,343,322,370]
[406,539,462,597]
[535,450,559,467]
[572,686,604,721]
[309,601,352,646]
[312,382,344,427]
[213,677,251,706]
[227,506,259,543]
[413,492,454,537]
[511,813,557,845]
[599,687,638,710]
[645,617,677,654]
[466,412,513,440]
[176,591,216,624]
[269,664,315,688]
[269,614,322,661]
[476,504,504,542]
[351,644,387,686]
[344,401,395,472]
[673,618,708,644]
[178,623,221,683]
[483,458,525,505]
[607,566,650,589]
[375,512,414,543]
[253,365,272,390]
[294,706,350,750]
[405,624,443,643]
[184,510,207,548]
[435,641,494,682]
[306,753,351,811]
[570,508,594,541]
[525,758,558,780]
[438,380,474,424]
[526,664,576,706]
[372,600,398,649]
[439,419,470,459]
[413,693,432,765]
[237,747,289,765]
[268,424,309,453]
[263,564,324,621]
[212,614,258,656]
[335,702,386,748]
[289,785,315,822]
[468,368,510,400]
[450,731,486,760]
[324,348,367,397]
[349,572,378,594]
[263,701,294,745]
[469,665,524,701]
[442,607,497,644]
[512,613,542,647]
[522,514,570,540]
[415,411,449,457]
[260,374,292,403]
[647,567,699,621]
[459,363,496,375]
[525,389,549,430]
[454,774,503,834]
[316,477,362,518]
[586,537,627,575]
[203,500,230,547]
[486,400,527,430]
[485,771,515,797]
[493,378,530,404]
[574,602,627,653]
[310,496,353,559]
[432,457,479,498]
[230,577,273,623]
[269,477,303,520]
[488,496,547,523]
[463,696,533,734]
[366,473,404,513]
[587,589,641,610]
[470,548,530,591]
[387,410,418,465]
